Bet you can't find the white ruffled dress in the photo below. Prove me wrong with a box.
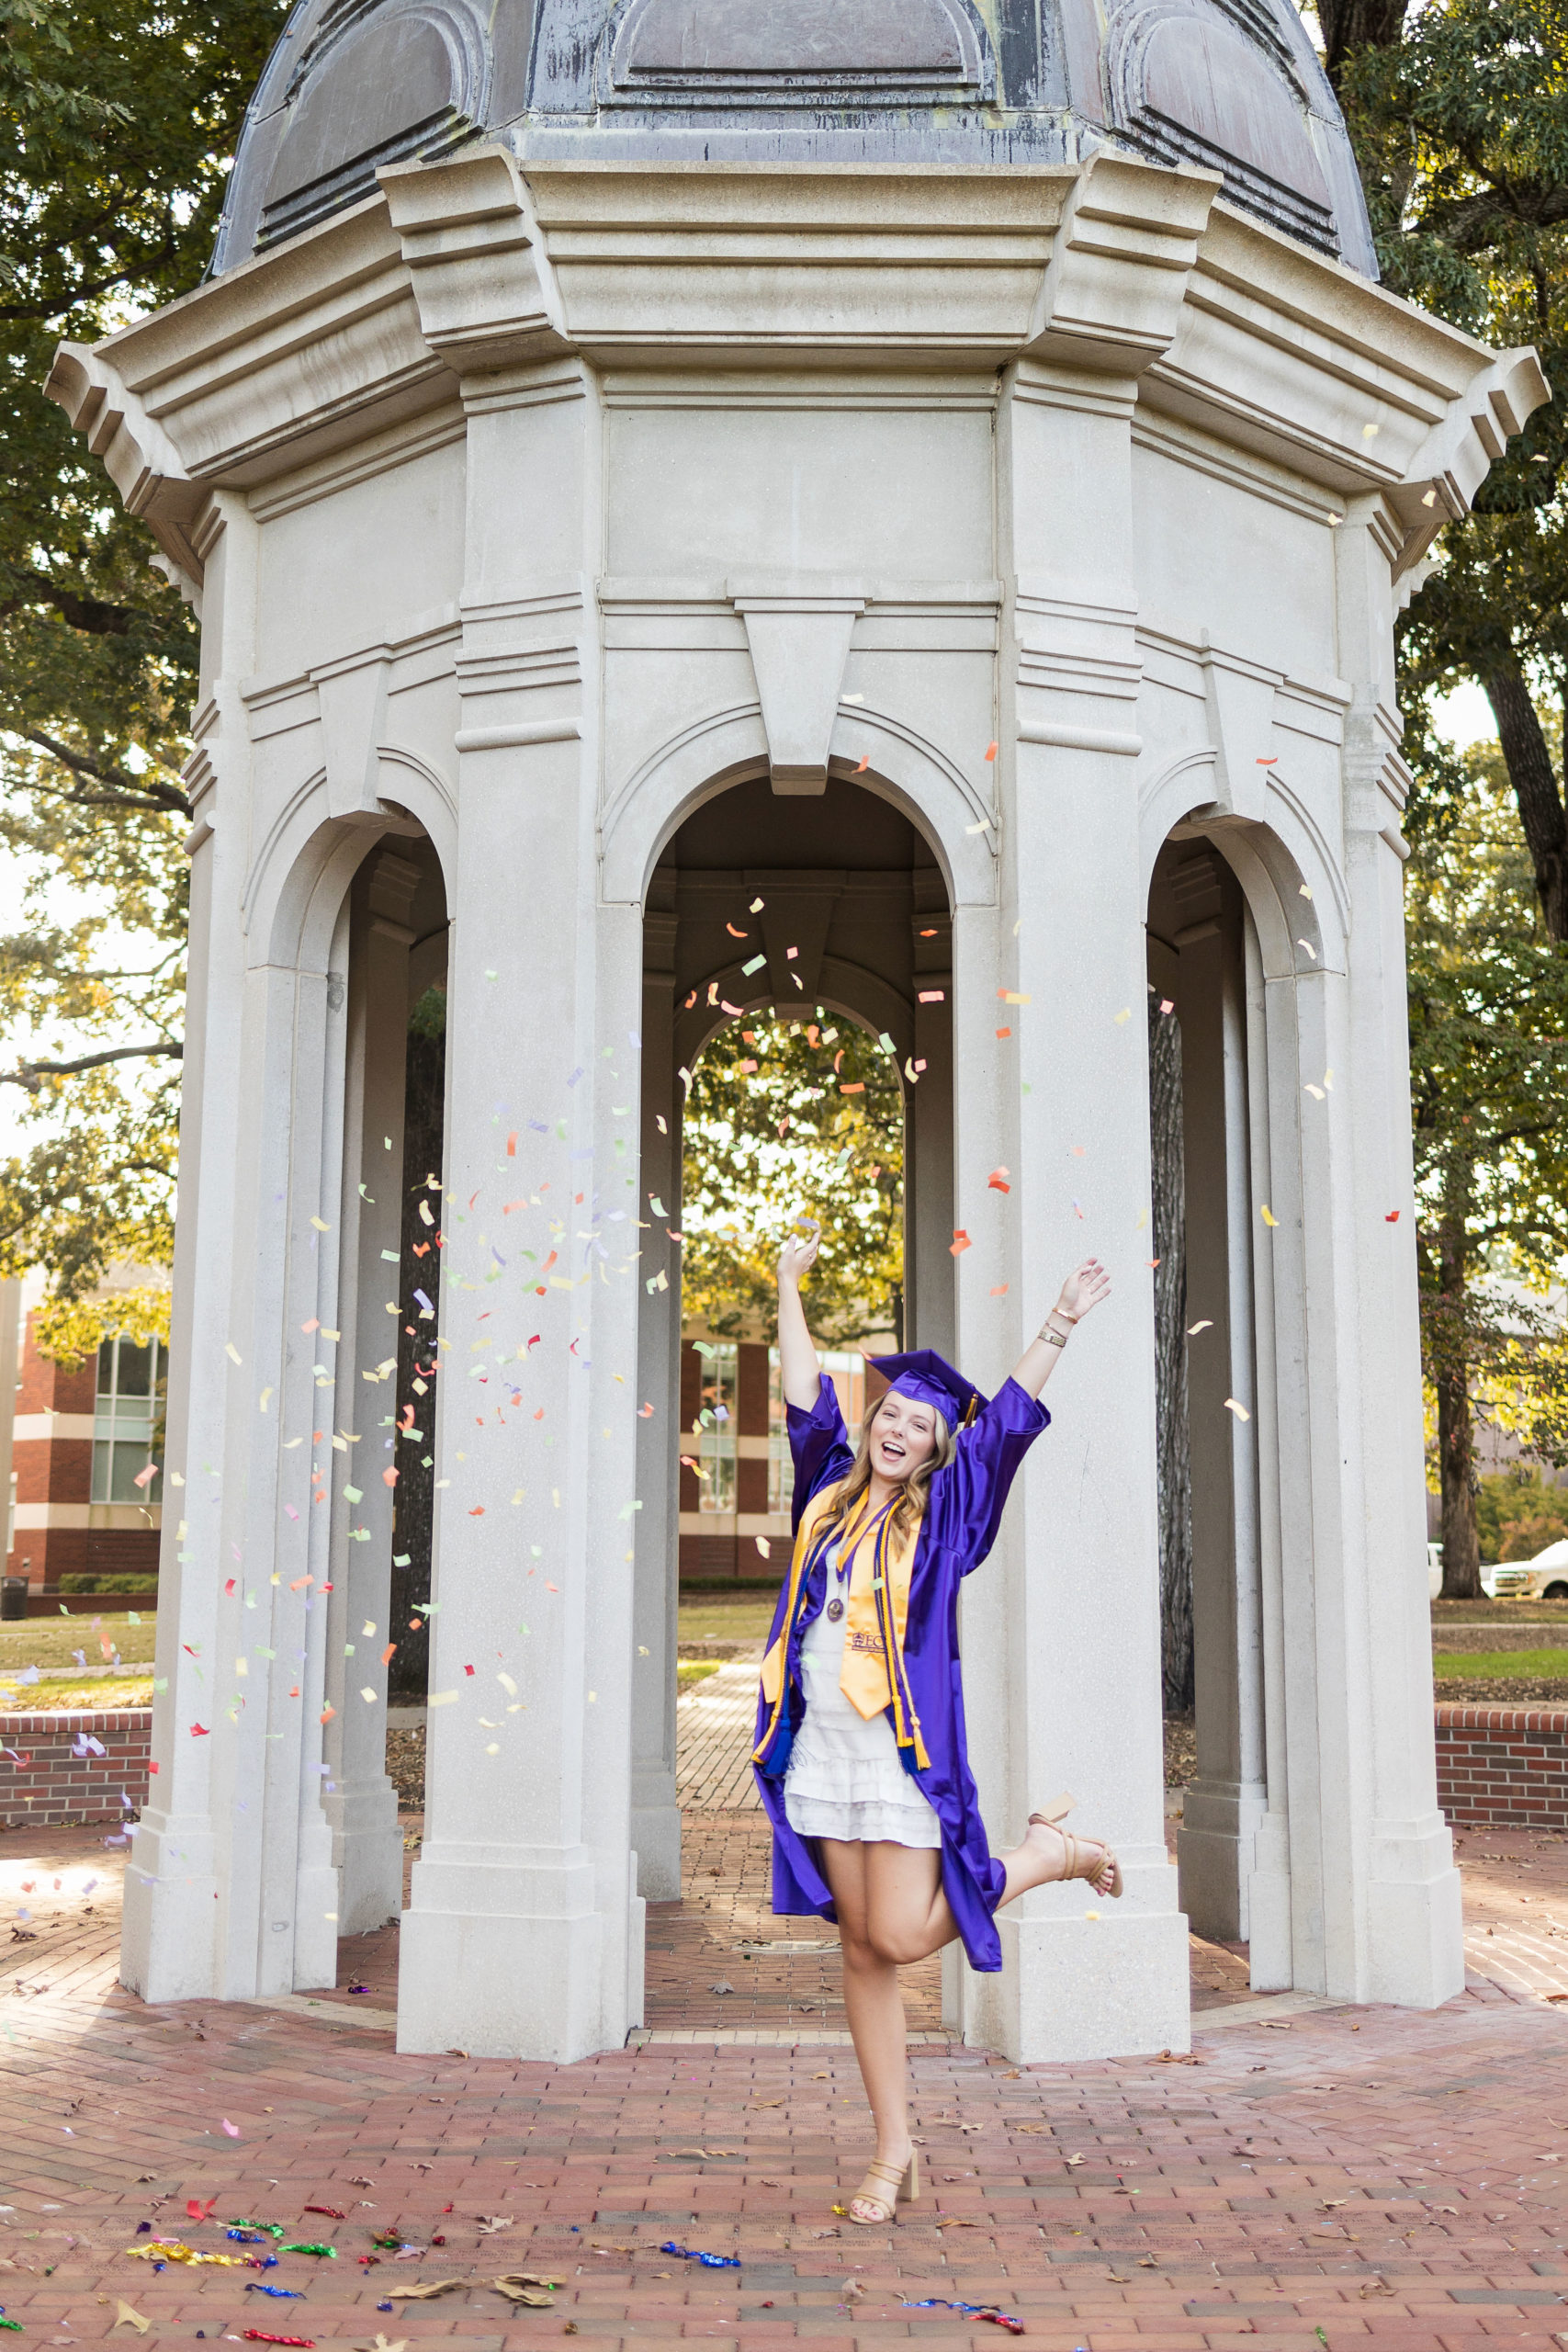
[782,1544,943,1849]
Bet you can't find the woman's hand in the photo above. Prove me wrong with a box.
[1053,1257,1111,1326]
[778,1220,821,1289]
[1010,1258,1111,1401]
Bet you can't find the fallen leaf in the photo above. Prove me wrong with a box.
[475,2217,513,2235]
[491,2275,558,2307]
[112,2304,150,2335]
[381,2279,464,2301]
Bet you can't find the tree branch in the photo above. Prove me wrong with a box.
[0,1041,183,1091]
[0,570,141,636]
[1419,182,1568,254]
[15,730,190,819]
[1483,660,1568,939]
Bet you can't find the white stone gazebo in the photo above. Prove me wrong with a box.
[50,0,1545,2063]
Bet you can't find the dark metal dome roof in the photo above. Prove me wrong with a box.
[211,0,1376,277]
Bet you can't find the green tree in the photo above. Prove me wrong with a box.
[1333,0,1568,932]
[1408,757,1568,1595]
[1476,1469,1568,1562]
[681,1012,905,1344]
[0,0,286,1326]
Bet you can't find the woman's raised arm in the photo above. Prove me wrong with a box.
[1009,1257,1111,1401]
[776,1223,825,1410]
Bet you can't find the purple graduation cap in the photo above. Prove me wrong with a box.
[866,1348,987,1430]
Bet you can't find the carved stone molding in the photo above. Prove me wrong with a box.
[44,344,211,591]
[1024,151,1219,375]
[313,648,392,820]
[729,579,865,796]
[380,145,565,373]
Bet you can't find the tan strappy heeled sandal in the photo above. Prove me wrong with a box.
[847,2148,920,2224]
[1030,1792,1124,1899]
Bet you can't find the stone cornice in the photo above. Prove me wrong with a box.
[45,152,1547,592]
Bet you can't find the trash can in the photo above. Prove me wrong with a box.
[0,1576,27,1621]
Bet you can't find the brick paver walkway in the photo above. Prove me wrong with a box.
[11,1708,1568,2344]
[680,1667,765,1815]
[6,1864,1568,2350]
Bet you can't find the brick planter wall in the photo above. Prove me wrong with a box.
[1436,1704,1568,1830]
[0,1708,151,1830]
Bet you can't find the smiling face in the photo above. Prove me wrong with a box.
[867,1387,941,1484]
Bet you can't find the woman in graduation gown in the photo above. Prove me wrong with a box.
[752,1227,1118,2226]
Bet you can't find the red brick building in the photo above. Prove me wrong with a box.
[6,1298,163,1603]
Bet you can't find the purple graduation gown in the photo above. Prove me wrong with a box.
[751,1370,1049,1973]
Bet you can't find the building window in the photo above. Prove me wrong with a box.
[768,1347,867,1516]
[93,1335,165,1504]
[693,1340,737,1514]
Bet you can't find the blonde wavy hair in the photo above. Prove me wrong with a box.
[823,1392,955,1546]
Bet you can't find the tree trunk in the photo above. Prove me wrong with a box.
[1484,659,1568,942]
[1316,0,1411,87]
[1435,1174,1483,1600]
[389,986,446,1701]
[1150,1004,1194,1712]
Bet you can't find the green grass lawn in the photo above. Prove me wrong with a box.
[0,1670,154,1710]
[0,1613,156,1670]
[1433,1647,1568,1677]
[676,1659,722,1690]
[677,1595,774,1641]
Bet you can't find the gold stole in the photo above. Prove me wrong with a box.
[755,1483,930,1770]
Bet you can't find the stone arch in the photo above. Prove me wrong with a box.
[600,699,997,911]
[1137,744,1346,972]
[245,750,457,972]
[375,743,459,877]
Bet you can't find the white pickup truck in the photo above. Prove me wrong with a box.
[1488,1539,1568,1603]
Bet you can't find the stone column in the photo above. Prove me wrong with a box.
[1170,858,1267,1944]
[1336,503,1462,2006]
[948,345,1191,2063]
[1237,910,1294,1991]
[397,356,646,2061]
[631,881,682,1900]
[321,848,422,1933]
[121,492,258,2005]
[906,886,954,1356]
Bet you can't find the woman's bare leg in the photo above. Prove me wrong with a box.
[845,1823,1115,1967]
[822,1824,1113,2222]
[820,1840,924,2220]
